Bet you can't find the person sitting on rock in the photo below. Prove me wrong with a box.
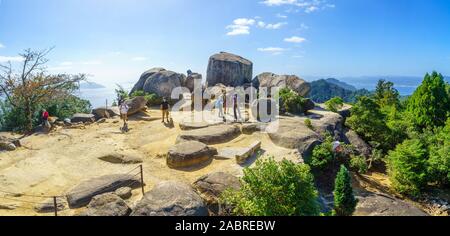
[161,97,170,123]
[42,109,51,129]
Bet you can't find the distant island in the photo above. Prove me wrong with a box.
[79,81,106,90]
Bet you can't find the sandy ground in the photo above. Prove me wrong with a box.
[0,108,299,216]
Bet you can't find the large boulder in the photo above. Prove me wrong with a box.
[66,174,141,208]
[193,172,241,205]
[91,106,120,119]
[268,117,321,157]
[177,124,241,145]
[124,96,147,115]
[167,141,218,168]
[206,52,253,87]
[83,193,131,216]
[71,113,96,123]
[131,181,208,216]
[183,73,202,92]
[130,67,166,94]
[253,72,311,97]
[343,129,372,157]
[355,192,428,216]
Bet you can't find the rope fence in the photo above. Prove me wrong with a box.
[0,165,145,216]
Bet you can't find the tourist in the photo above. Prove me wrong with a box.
[223,90,228,115]
[187,69,193,76]
[215,95,224,118]
[42,109,51,129]
[161,97,170,123]
[233,94,242,122]
[119,101,129,126]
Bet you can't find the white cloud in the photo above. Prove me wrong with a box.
[131,57,148,61]
[265,22,287,29]
[284,36,306,43]
[260,0,335,13]
[226,18,256,36]
[276,13,288,18]
[257,47,287,55]
[0,56,24,63]
[257,21,266,28]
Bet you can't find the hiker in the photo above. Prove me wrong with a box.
[187,69,193,76]
[223,90,228,115]
[215,95,224,118]
[233,94,242,122]
[161,97,170,123]
[119,101,129,126]
[42,109,51,129]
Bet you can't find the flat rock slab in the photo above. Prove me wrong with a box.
[34,198,66,213]
[66,174,141,208]
[177,124,241,145]
[83,193,131,216]
[98,153,143,164]
[193,172,241,205]
[131,181,208,216]
[241,123,267,135]
[167,141,218,168]
[355,192,428,216]
[179,121,210,130]
[71,113,96,123]
[268,118,321,157]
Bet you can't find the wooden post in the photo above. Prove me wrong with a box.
[140,165,145,195]
[105,99,108,118]
[53,196,58,217]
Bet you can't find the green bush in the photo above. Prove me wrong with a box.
[304,118,313,130]
[309,135,334,170]
[350,155,368,174]
[279,88,309,115]
[387,139,428,197]
[325,97,344,113]
[130,90,161,106]
[221,157,320,216]
[426,120,450,186]
[333,165,358,216]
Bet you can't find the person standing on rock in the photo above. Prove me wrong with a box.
[233,94,242,122]
[215,95,224,118]
[161,97,170,123]
[120,101,129,126]
[42,109,51,129]
[223,90,228,115]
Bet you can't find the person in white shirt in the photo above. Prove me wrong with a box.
[215,95,224,118]
[120,101,129,126]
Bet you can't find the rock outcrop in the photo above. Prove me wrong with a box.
[124,96,147,115]
[131,181,208,216]
[83,193,131,216]
[92,106,120,119]
[206,52,253,87]
[167,141,218,168]
[343,129,371,157]
[98,153,143,164]
[71,113,96,123]
[66,174,141,208]
[177,124,241,145]
[193,172,241,205]
[184,72,202,92]
[115,187,133,200]
[253,72,311,97]
[130,68,187,99]
[355,192,428,216]
[34,198,66,213]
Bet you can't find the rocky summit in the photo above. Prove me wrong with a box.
[206,52,253,88]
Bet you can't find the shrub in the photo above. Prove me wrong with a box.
[130,90,161,106]
[221,157,320,216]
[304,118,313,130]
[426,120,450,186]
[325,97,344,113]
[279,88,308,115]
[309,135,334,170]
[350,155,368,174]
[387,139,428,197]
[333,165,358,216]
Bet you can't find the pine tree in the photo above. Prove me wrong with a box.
[333,165,357,216]
[407,72,450,129]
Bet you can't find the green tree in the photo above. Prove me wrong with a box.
[325,96,344,113]
[221,158,320,216]
[333,165,357,216]
[310,135,334,170]
[387,139,428,197]
[279,88,309,115]
[426,120,450,186]
[407,72,450,129]
[345,96,392,151]
[374,79,400,109]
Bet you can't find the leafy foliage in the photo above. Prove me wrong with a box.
[374,79,400,108]
[221,157,320,216]
[130,90,161,106]
[333,165,358,216]
[407,72,450,129]
[387,139,428,197]
[279,88,309,114]
[304,118,313,130]
[325,96,344,113]
[425,120,450,186]
[350,155,368,174]
[309,135,335,170]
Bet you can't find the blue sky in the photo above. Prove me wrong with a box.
[1,0,450,88]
